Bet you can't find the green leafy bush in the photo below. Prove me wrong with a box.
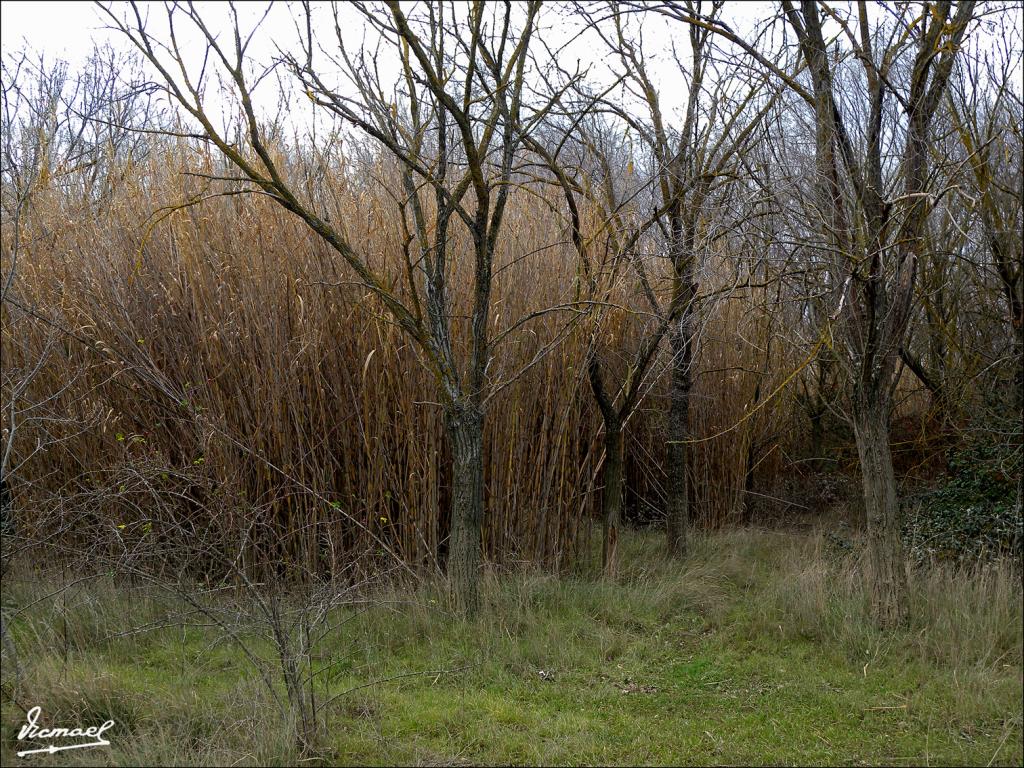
[903,441,1022,563]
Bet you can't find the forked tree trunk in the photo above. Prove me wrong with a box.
[666,320,692,556]
[852,397,908,629]
[446,401,484,615]
[601,421,624,578]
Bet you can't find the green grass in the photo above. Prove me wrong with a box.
[1,528,1021,766]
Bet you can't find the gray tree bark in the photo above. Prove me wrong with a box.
[853,397,908,629]
[666,320,692,557]
[446,401,484,615]
[666,214,697,557]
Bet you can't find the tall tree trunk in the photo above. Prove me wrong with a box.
[666,206,698,557]
[601,419,624,578]
[587,349,628,578]
[446,400,484,615]
[852,395,907,629]
[666,318,692,556]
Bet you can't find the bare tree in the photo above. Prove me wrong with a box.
[576,1,780,561]
[98,0,567,614]
[776,0,977,626]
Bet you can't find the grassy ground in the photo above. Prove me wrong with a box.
[1,528,1021,766]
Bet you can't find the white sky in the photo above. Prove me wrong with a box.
[0,1,782,124]
[2,0,116,61]
[1,1,1019,132]
[0,1,778,59]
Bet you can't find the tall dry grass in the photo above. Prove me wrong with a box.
[1,137,834,576]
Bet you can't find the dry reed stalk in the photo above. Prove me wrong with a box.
[0,140,887,575]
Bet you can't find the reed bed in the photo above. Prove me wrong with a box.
[1,139,862,577]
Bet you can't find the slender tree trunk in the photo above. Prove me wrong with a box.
[1013,323,1023,539]
[742,439,757,523]
[587,349,628,578]
[1015,467,1023,531]
[666,319,692,556]
[742,380,764,521]
[601,420,624,578]
[852,396,907,629]
[446,400,484,615]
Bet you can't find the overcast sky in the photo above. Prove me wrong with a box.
[1,0,1019,131]
[0,1,780,59]
[0,0,790,136]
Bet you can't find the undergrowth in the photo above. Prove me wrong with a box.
[1,527,1020,766]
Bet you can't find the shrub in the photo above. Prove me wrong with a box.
[903,440,1022,563]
